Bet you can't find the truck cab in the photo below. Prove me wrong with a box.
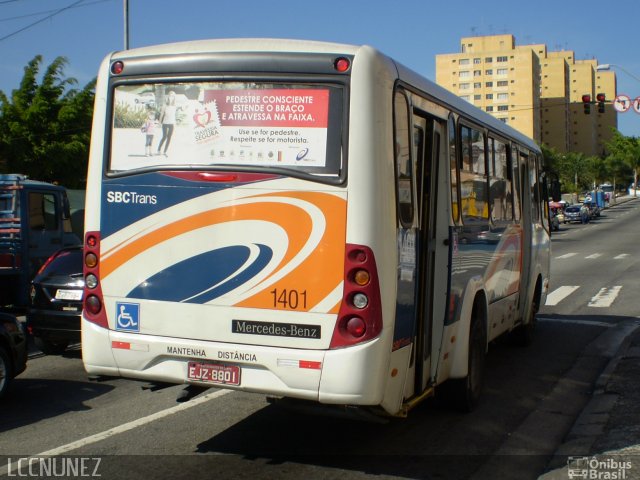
[0,174,80,308]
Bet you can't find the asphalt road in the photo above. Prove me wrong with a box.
[1,200,638,480]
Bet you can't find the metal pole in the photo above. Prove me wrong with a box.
[123,0,129,50]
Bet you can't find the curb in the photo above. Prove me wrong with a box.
[538,319,640,479]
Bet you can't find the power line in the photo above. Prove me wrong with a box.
[0,0,112,23]
[0,0,86,43]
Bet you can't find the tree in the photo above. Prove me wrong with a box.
[605,131,640,195]
[0,55,95,188]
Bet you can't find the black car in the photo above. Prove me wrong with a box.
[27,246,84,354]
[0,312,28,398]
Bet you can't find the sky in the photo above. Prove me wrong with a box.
[0,0,639,137]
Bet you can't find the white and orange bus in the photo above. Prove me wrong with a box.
[82,39,552,417]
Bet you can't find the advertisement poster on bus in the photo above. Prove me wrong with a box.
[110,83,330,172]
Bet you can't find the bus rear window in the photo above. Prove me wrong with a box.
[109,81,344,178]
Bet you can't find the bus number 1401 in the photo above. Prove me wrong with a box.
[270,288,307,310]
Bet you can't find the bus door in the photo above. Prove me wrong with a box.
[412,112,449,393]
[516,150,533,320]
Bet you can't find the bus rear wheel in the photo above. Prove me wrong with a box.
[444,314,486,412]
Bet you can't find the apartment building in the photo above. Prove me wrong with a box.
[435,34,617,157]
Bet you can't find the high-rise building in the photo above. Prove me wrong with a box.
[435,34,617,157]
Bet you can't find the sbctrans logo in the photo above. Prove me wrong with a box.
[116,302,140,332]
[567,456,632,479]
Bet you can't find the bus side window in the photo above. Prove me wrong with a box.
[394,90,414,227]
[448,116,460,223]
[460,125,488,222]
[489,137,513,223]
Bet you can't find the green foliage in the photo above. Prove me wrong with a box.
[113,102,148,129]
[543,133,640,194]
[0,55,95,189]
[603,131,640,191]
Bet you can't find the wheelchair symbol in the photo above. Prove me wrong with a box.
[116,302,140,331]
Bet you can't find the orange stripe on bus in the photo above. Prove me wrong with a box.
[100,198,312,280]
[237,192,346,312]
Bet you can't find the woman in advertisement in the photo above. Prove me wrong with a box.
[157,91,177,156]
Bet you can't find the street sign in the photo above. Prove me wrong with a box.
[614,95,631,112]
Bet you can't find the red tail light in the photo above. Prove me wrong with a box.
[330,244,382,349]
[83,231,108,328]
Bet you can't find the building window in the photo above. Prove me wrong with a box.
[497,80,508,87]
[486,106,494,112]
[473,58,481,64]
[485,81,493,87]
[498,118,507,123]
[497,56,508,62]
[473,82,481,88]
[460,83,470,90]
[497,93,508,100]
[497,68,508,75]
[485,57,493,63]
[486,94,493,100]
[459,58,470,65]
[485,69,493,75]
[497,105,509,111]
[474,94,481,100]
[474,70,482,76]
[460,95,470,101]
[459,70,470,78]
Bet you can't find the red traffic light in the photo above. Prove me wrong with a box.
[582,94,591,103]
[596,93,606,102]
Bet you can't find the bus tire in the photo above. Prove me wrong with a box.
[0,346,13,399]
[511,287,540,347]
[450,313,486,412]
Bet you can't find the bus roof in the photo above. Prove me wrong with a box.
[109,38,539,154]
[111,38,361,59]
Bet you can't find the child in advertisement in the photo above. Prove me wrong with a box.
[141,110,158,157]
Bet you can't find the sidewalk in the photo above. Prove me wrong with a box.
[540,195,640,479]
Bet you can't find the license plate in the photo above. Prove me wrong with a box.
[187,361,241,386]
[55,289,83,301]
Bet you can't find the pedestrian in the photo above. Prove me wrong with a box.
[141,110,158,157]
[580,204,590,224]
[157,90,177,156]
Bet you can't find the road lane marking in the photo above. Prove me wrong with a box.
[545,286,580,306]
[614,254,629,260]
[555,253,577,259]
[0,388,231,476]
[588,286,622,308]
[585,253,602,259]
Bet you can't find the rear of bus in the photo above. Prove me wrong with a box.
[82,40,396,411]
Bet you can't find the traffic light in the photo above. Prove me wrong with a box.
[597,93,606,113]
[582,94,591,114]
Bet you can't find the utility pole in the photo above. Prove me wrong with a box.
[123,0,129,50]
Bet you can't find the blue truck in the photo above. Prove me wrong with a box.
[0,174,81,309]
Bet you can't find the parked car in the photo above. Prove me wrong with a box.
[134,92,155,106]
[563,205,583,223]
[27,246,84,355]
[0,312,28,398]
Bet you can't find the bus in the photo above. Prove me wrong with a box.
[82,39,552,417]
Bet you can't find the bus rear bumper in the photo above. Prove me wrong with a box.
[81,318,388,407]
